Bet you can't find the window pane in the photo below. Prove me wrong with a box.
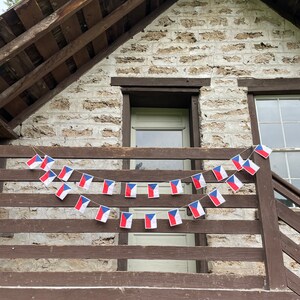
[280,99,300,121]
[270,152,288,178]
[256,100,280,123]
[260,124,285,148]
[136,131,182,147]
[135,130,183,170]
[283,124,300,147]
[287,152,300,178]
[291,179,300,190]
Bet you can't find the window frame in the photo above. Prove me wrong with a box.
[111,77,211,273]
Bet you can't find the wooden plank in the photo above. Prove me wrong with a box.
[0,245,264,261]
[286,269,300,296]
[276,201,300,233]
[121,87,200,93]
[0,271,266,289]
[280,233,300,263]
[247,93,261,144]
[273,171,300,197]
[0,0,93,66]
[6,0,178,128]
[111,77,211,87]
[0,219,261,234]
[82,0,108,54]
[0,118,18,139]
[0,145,253,159]
[273,181,300,207]
[0,193,258,207]
[0,288,298,300]
[254,155,287,289]
[50,0,90,69]
[238,78,300,91]
[0,0,145,109]
[0,169,254,183]
[15,0,70,84]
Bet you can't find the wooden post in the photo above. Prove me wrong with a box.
[254,154,287,290]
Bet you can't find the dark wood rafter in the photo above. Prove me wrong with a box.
[0,0,94,66]
[0,0,145,111]
[15,0,71,84]
[6,0,178,129]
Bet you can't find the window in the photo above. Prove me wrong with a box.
[255,96,300,206]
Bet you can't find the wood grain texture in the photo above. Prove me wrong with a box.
[0,219,261,234]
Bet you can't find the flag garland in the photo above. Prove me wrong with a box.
[25,144,272,229]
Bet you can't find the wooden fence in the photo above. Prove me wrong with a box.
[0,146,299,299]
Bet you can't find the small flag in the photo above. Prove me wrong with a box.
[188,200,205,219]
[55,183,71,200]
[212,166,228,181]
[231,155,244,171]
[102,179,115,195]
[191,173,206,190]
[243,159,260,175]
[57,166,74,181]
[255,144,272,159]
[169,179,183,195]
[120,212,133,229]
[39,170,56,187]
[226,175,243,193]
[40,155,55,171]
[145,213,157,229]
[208,189,226,207]
[148,183,159,198]
[26,154,42,169]
[125,183,137,198]
[168,209,182,226]
[77,173,93,190]
[95,205,111,223]
[74,195,90,213]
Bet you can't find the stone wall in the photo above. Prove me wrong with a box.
[2,0,300,275]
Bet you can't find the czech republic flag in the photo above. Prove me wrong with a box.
[169,179,183,195]
[168,209,182,226]
[148,183,159,198]
[188,200,205,219]
[231,155,244,171]
[40,155,55,171]
[208,189,226,207]
[226,175,243,192]
[212,166,228,181]
[74,195,90,213]
[145,213,157,229]
[120,212,133,229]
[242,159,260,175]
[77,173,93,190]
[57,166,74,181]
[95,205,111,223]
[39,170,56,187]
[102,179,115,195]
[255,144,272,159]
[191,173,206,190]
[26,154,42,169]
[125,183,137,198]
[55,183,71,200]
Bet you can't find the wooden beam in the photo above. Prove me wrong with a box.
[0,219,261,234]
[280,233,300,264]
[254,155,287,289]
[112,77,211,87]
[7,0,177,128]
[0,193,258,208]
[0,0,93,66]
[0,0,145,109]
[0,245,264,261]
[238,78,300,93]
[0,288,298,300]
[276,201,300,233]
[0,145,253,159]
[286,269,300,296]
[0,169,254,183]
[0,118,18,139]
[0,272,266,289]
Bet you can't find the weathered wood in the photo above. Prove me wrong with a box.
[112,77,211,87]
[276,201,300,233]
[0,271,266,289]
[0,168,254,183]
[254,155,287,289]
[247,93,261,144]
[0,118,18,139]
[82,0,108,54]
[15,0,70,84]
[121,87,200,93]
[0,145,253,159]
[0,219,261,234]
[238,78,300,93]
[0,288,298,300]
[280,233,300,263]
[273,173,300,207]
[286,269,300,296]
[0,193,259,208]
[0,245,264,261]
[50,0,90,69]
[0,0,93,66]
[5,0,182,128]
[0,0,145,109]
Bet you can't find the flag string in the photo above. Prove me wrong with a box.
[26,144,271,227]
